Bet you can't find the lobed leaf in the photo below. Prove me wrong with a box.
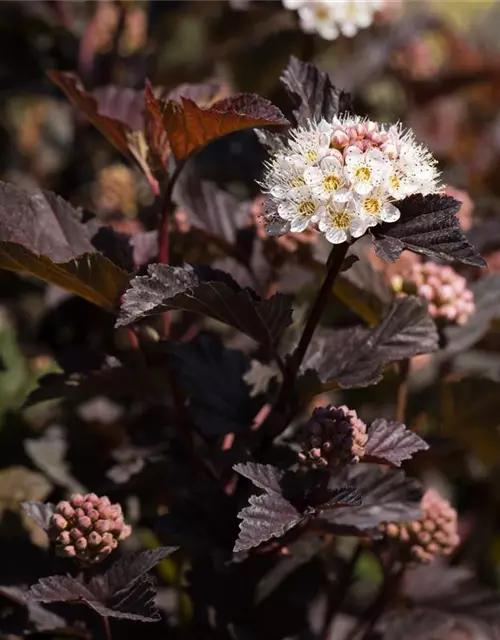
[0,243,130,311]
[280,56,353,126]
[301,296,438,390]
[321,465,423,533]
[234,492,303,553]
[364,419,428,467]
[233,462,285,494]
[117,264,293,348]
[371,194,486,267]
[162,94,289,161]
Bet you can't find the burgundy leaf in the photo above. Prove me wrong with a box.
[30,575,96,605]
[233,462,285,494]
[102,547,177,594]
[301,296,438,389]
[234,493,303,552]
[280,56,353,125]
[321,465,423,533]
[364,419,428,467]
[371,194,486,267]
[0,181,95,262]
[92,85,145,131]
[0,585,66,633]
[116,264,293,348]
[316,486,362,511]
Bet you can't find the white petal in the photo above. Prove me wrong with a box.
[350,217,369,238]
[270,185,288,198]
[277,201,297,220]
[345,146,363,163]
[289,186,311,202]
[318,22,339,40]
[353,180,374,196]
[320,156,343,174]
[304,166,324,186]
[331,187,350,203]
[311,185,330,202]
[380,203,401,223]
[325,228,348,244]
[290,216,311,232]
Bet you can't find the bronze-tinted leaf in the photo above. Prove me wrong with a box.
[364,419,428,467]
[163,94,289,161]
[371,194,486,267]
[0,243,130,311]
[280,56,353,126]
[116,264,292,348]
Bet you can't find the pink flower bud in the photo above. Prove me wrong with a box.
[75,537,88,551]
[71,494,85,507]
[86,493,100,505]
[88,531,102,547]
[51,514,68,531]
[87,509,99,522]
[99,496,111,507]
[118,524,132,541]
[77,516,92,531]
[70,528,83,540]
[57,531,71,546]
[59,545,76,558]
[57,501,75,520]
[82,501,93,513]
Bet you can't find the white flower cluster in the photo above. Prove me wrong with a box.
[262,116,440,244]
[283,0,383,40]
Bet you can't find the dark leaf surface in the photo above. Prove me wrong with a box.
[163,93,288,161]
[170,335,262,436]
[234,492,303,552]
[281,56,353,125]
[29,546,176,622]
[0,585,66,633]
[372,194,486,267]
[234,462,285,494]
[21,501,55,531]
[322,465,423,533]
[364,419,428,467]
[117,264,293,348]
[0,182,95,262]
[0,243,130,311]
[301,296,438,389]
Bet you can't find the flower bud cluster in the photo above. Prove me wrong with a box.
[391,261,475,326]
[48,493,131,564]
[262,115,440,244]
[299,404,368,469]
[379,488,460,563]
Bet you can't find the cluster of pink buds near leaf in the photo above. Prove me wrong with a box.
[379,488,460,563]
[48,493,131,564]
[391,261,475,326]
[299,404,368,469]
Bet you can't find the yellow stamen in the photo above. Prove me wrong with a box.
[322,175,340,192]
[363,197,381,216]
[355,166,371,181]
[306,150,318,162]
[299,201,316,217]
[330,210,352,229]
[291,176,306,188]
[389,175,400,189]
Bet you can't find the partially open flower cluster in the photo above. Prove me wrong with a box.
[391,261,475,326]
[379,489,460,563]
[48,493,131,564]
[283,0,385,40]
[298,404,368,469]
[262,116,440,244]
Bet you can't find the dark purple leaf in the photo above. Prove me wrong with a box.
[301,296,438,389]
[173,170,250,245]
[102,547,177,594]
[0,181,95,262]
[170,334,264,436]
[234,492,303,552]
[234,462,285,494]
[21,501,55,531]
[117,264,293,348]
[381,609,453,640]
[280,56,353,126]
[92,85,145,131]
[371,194,486,267]
[30,575,96,605]
[0,585,66,633]
[364,419,428,467]
[316,486,362,511]
[321,465,423,533]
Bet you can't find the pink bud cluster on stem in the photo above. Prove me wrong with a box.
[379,488,460,563]
[48,493,132,564]
[299,404,368,470]
[392,261,475,326]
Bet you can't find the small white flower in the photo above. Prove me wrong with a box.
[298,1,339,41]
[332,0,381,38]
[288,120,333,164]
[282,0,307,8]
[266,156,308,200]
[344,147,388,195]
[356,189,401,224]
[318,200,368,244]
[304,156,350,203]
[277,187,321,232]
